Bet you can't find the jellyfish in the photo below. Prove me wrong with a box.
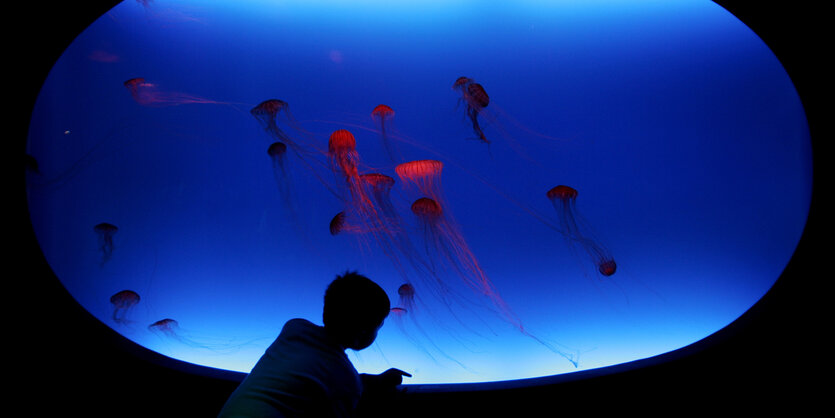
[149,318,263,353]
[148,318,180,339]
[329,211,366,236]
[251,99,295,144]
[397,283,416,313]
[546,185,616,277]
[394,159,445,203]
[452,77,563,162]
[267,141,297,212]
[453,76,489,143]
[110,290,140,325]
[328,129,377,219]
[371,104,399,162]
[93,222,118,265]
[123,77,228,107]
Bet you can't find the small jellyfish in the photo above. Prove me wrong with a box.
[267,141,298,216]
[93,222,118,265]
[123,77,227,107]
[453,77,489,143]
[328,129,377,222]
[110,290,140,325]
[546,185,616,277]
[148,318,181,340]
[398,283,416,313]
[370,104,399,162]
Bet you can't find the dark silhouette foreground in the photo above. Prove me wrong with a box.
[218,271,410,417]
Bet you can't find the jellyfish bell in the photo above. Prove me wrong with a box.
[328,129,357,154]
[267,141,287,157]
[371,104,394,122]
[546,185,578,201]
[360,173,395,191]
[467,83,489,110]
[328,129,359,178]
[251,99,289,120]
[599,259,617,277]
[411,197,443,221]
[110,290,140,325]
[149,318,179,336]
[329,211,347,236]
[395,159,444,201]
[452,76,473,90]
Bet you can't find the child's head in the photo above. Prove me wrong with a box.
[323,271,391,350]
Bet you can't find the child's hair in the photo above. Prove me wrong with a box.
[323,271,391,333]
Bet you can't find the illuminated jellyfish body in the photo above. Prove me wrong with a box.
[123,77,228,107]
[93,222,118,265]
[452,76,489,143]
[370,104,400,162]
[546,185,616,277]
[328,129,377,220]
[110,290,140,325]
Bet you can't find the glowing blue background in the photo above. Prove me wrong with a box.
[26,0,810,384]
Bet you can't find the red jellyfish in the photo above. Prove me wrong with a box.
[453,76,489,143]
[546,185,616,277]
[394,159,445,203]
[328,129,377,219]
[94,222,118,265]
[123,77,227,107]
[370,104,400,162]
[110,290,140,325]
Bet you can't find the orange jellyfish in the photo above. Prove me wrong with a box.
[452,76,489,143]
[94,222,118,265]
[371,104,399,162]
[123,77,227,107]
[110,290,140,325]
[546,185,616,277]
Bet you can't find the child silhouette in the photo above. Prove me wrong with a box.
[219,271,410,417]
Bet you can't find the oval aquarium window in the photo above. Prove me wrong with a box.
[25,0,812,385]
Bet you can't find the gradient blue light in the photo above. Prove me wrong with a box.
[26,0,810,384]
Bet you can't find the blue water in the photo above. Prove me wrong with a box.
[26,0,811,385]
